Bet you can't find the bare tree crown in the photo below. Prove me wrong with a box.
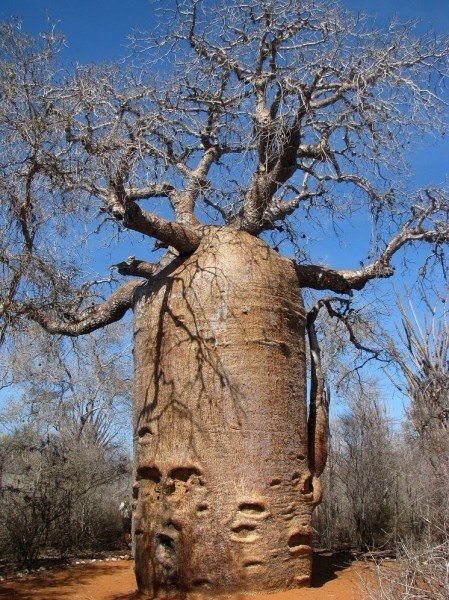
[1,1,449,336]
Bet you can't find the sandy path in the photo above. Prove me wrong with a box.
[0,552,369,600]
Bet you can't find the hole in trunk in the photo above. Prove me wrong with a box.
[270,478,281,487]
[288,533,310,548]
[157,533,175,550]
[137,466,161,483]
[137,425,152,437]
[238,502,265,515]
[231,524,256,537]
[301,476,313,494]
[170,467,201,482]
[244,560,263,568]
[291,472,301,484]
[165,520,181,532]
[192,578,211,587]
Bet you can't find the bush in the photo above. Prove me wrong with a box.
[0,426,131,566]
[368,536,449,600]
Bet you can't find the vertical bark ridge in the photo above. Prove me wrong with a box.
[306,316,329,479]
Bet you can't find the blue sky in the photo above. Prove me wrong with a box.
[2,0,447,226]
[1,0,448,423]
[2,0,449,60]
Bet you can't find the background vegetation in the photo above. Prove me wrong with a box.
[0,323,132,567]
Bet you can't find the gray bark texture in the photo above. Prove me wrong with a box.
[132,228,324,597]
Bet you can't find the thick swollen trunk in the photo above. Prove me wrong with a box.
[132,228,323,598]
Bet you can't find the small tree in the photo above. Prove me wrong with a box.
[2,322,132,449]
[0,324,132,564]
[335,382,396,551]
[1,2,449,595]
[360,289,449,600]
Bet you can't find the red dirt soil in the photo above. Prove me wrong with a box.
[0,552,369,600]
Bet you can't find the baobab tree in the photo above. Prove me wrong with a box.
[1,0,449,596]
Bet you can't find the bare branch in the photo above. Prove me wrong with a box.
[309,296,381,357]
[123,202,202,254]
[296,193,449,292]
[12,280,141,337]
[111,256,157,278]
[381,286,449,438]
[126,183,176,201]
[2,6,449,341]
[172,146,219,227]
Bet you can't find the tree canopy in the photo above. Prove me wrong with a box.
[1,0,449,337]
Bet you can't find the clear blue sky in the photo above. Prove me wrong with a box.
[1,0,449,60]
[1,0,448,423]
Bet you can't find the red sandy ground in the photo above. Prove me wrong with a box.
[0,552,370,600]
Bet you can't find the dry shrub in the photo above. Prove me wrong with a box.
[368,536,449,600]
[0,426,131,566]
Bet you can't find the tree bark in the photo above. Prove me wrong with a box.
[131,228,323,598]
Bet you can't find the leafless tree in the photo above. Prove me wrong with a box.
[1,2,449,595]
[362,288,449,599]
[1,322,132,449]
[366,431,449,600]
[0,324,133,565]
[334,380,396,551]
[381,286,449,543]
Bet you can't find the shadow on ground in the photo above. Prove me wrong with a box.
[0,562,131,599]
[0,551,356,600]
[311,550,354,587]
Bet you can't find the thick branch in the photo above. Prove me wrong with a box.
[295,223,449,293]
[238,115,305,232]
[17,280,141,336]
[237,74,322,232]
[172,146,219,227]
[259,175,321,227]
[112,257,157,278]
[126,183,176,201]
[122,202,202,254]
